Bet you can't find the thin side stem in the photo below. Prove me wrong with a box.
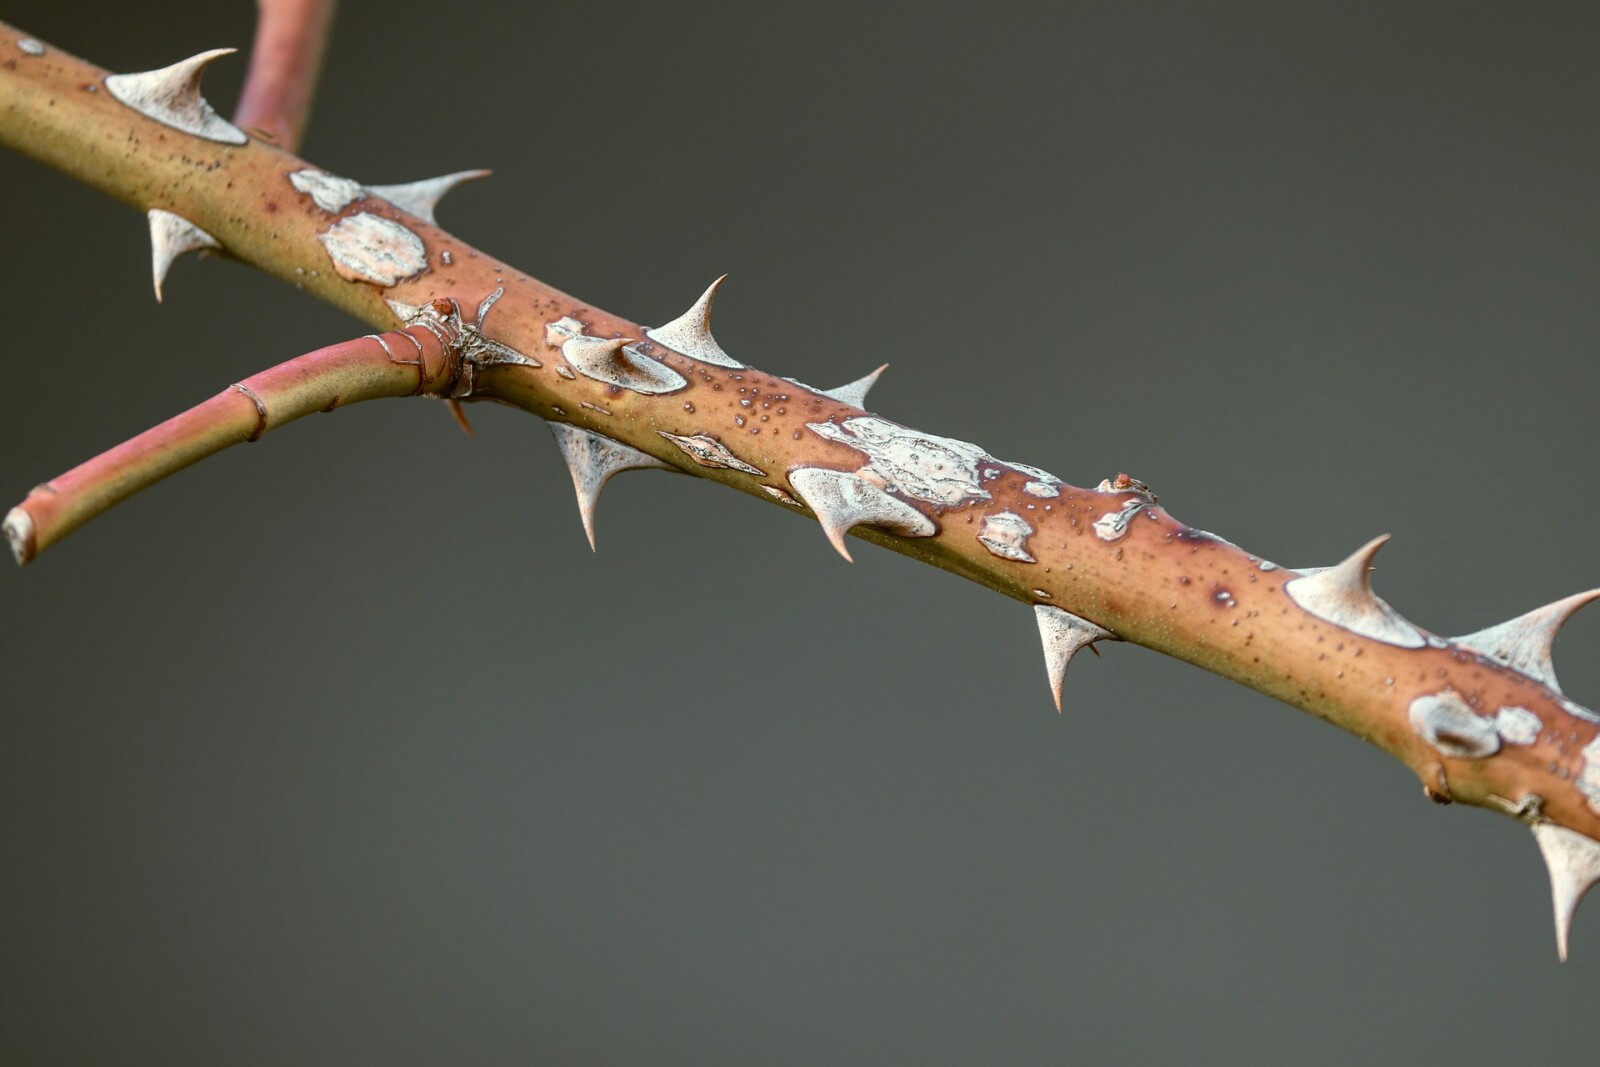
[4,323,456,563]
[233,0,338,151]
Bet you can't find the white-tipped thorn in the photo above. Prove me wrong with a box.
[1283,534,1425,648]
[147,209,220,302]
[105,49,247,145]
[645,276,743,368]
[787,467,937,562]
[367,170,492,226]
[821,364,889,409]
[1034,605,1112,712]
[1532,822,1600,961]
[549,423,672,551]
[1453,589,1600,694]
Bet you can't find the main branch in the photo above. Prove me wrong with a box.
[3,19,1598,955]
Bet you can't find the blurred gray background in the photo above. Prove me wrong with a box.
[2,1,1597,1063]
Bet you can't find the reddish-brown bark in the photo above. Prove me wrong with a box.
[1,18,1597,883]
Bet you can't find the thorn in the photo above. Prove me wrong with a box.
[548,423,672,551]
[561,334,687,394]
[104,49,247,145]
[645,275,743,368]
[786,467,937,563]
[147,209,220,302]
[1532,823,1600,961]
[446,399,474,437]
[572,335,628,361]
[1453,589,1600,694]
[1283,534,1425,648]
[1034,605,1113,712]
[367,170,492,226]
[821,364,889,409]
[385,298,426,323]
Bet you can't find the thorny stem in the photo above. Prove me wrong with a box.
[5,324,459,562]
[233,0,337,151]
[3,21,1600,874]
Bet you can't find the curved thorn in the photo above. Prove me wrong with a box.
[787,467,937,564]
[147,209,220,302]
[1034,605,1113,712]
[1532,822,1600,961]
[367,170,492,225]
[645,275,743,368]
[1454,589,1600,694]
[1283,534,1426,648]
[548,423,672,551]
[821,364,889,409]
[558,334,686,393]
[105,48,248,145]
[445,399,474,438]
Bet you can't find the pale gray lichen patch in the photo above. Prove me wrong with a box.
[1409,690,1500,759]
[978,511,1036,563]
[806,416,990,507]
[1008,462,1063,498]
[290,168,366,213]
[104,49,247,145]
[1093,498,1148,542]
[317,213,426,286]
[1495,706,1543,746]
[3,506,34,565]
[788,467,938,561]
[17,38,45,56]
[658,432,764,476]
[544,317,585,345]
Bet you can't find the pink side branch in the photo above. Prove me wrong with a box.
[3,322,457,564]
[233,0,338,151]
